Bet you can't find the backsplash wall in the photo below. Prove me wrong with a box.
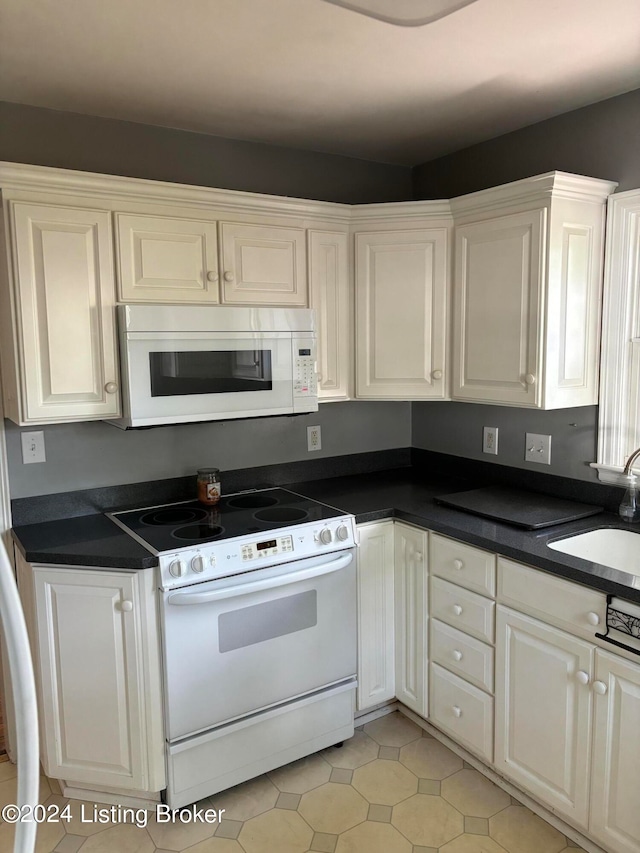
[5,401,411,500]
[412,402,599,483]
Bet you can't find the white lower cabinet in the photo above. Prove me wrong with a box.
[589,650,640,853]
[19,556,164,794]
[394,523,427,716]
[495,606,593,826]
[430,663,493,762]
[356,521,395,711]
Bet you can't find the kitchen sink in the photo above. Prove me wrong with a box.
[548,527,640,576]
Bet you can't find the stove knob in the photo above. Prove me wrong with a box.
[336,524,350,542]
[319,527,333,545]
[169,559,186,578]
[191,555,205,573]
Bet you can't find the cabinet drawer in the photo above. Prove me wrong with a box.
[430,663,493,762]
[431,533,496,597]
[497,558,606,641]
[431,577,495,643]
[431,618,494,693]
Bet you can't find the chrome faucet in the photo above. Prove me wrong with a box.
[620,447,640,522]
[623,447,640,476]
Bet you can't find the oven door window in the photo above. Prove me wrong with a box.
[149,350,273,397]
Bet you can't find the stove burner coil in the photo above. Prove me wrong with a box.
[254,507,309,523]
[226,494,279,509]
[172,523,225,541]
[140,507,208,526]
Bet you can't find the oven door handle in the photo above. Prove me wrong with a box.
[166,551,354,605]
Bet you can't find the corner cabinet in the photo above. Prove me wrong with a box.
[354,221,450,400]
[394,523,428,716]
[451,172,617,408]
[0,201,120,424]
[16,554,165,796]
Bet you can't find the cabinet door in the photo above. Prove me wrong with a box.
[220,222,307,305]
[394,523,427,716]
[453,210,544,406]
[33,568,149,790]
[308,230,351,401]
[10,202,120,422]
[495,606,593,827]
[357,522,395,711]
[589,650,640,853]
[116,213,219,303]
[355,229,448,399]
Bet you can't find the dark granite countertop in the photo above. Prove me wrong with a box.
[12,468,640,603]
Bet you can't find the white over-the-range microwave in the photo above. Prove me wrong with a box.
[112,305,318,428]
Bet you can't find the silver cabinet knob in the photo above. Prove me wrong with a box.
[207,270,219,282]
[105,382,118,394]
[223,271,234,282]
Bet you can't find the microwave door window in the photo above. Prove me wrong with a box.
[149,350,273,397]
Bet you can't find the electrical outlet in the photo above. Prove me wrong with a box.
[21,430,46,464]
[525,433,552,465]
[307,425,322,452]
[483,426,499,455]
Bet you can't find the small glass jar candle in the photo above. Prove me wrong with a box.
[197,468,221,505]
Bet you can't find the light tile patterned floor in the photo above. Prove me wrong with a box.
[0,712,586,853]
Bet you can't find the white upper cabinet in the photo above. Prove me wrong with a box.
[451,172,617,408]
[355,225,449,399]
[1,201,120,424]
[220,222,307,306]
[116,213,220,303]
[308,229,351,401]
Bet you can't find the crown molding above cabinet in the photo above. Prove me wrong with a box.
[0,163,618,426]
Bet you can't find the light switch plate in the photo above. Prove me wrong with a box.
[525,433,551,465]
[21,430,46,464]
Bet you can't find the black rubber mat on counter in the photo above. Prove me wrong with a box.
[434,486,603,529]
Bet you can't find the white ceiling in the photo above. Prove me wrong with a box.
[1,0,639,166]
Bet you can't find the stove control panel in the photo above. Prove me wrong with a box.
[158,514,357,589]
[241,535,293,562]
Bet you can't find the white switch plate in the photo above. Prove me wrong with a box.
[483,426,499,455]
[525,433,551,465]
[21,430,46,464]
[307,425,322,452]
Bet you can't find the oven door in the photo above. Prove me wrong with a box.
[123,331,295,425]
[161,548,357,741]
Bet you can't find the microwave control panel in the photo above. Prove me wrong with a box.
[293,341,317,397]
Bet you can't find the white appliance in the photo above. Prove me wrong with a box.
[0,539,39,853]
[113,305,318,428]
[109,488,357,808]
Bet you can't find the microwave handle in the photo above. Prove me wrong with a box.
[167,550,353,606]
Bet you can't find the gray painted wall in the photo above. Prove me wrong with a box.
[6,402,411,499]
[412,402,599,482]
[0,101,413,204]
[413,89,640,198]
